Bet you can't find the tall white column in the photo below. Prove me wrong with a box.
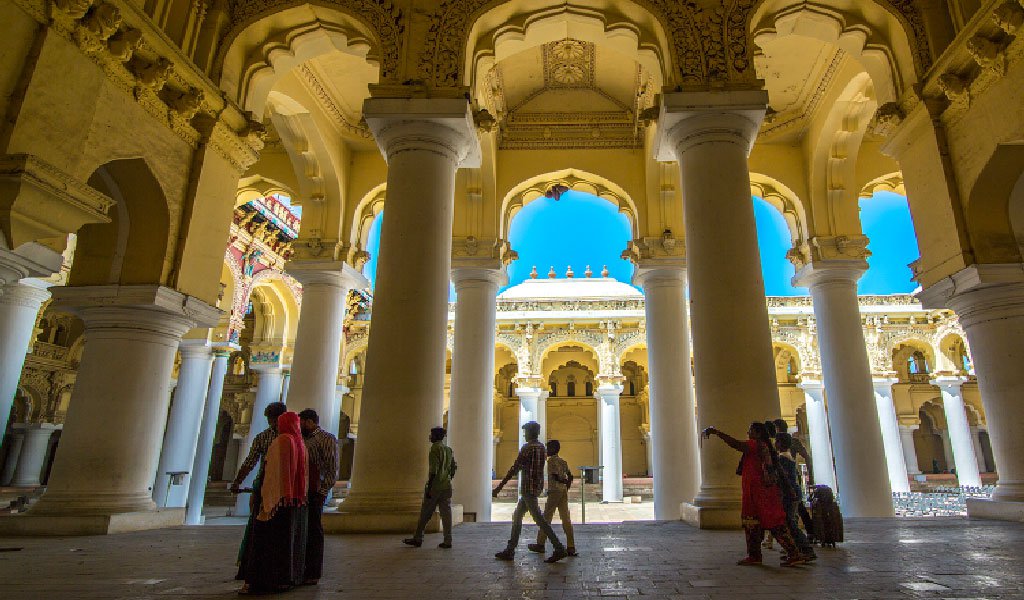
[655,91,780,528]
[153,340,214,508]
[597,381,624,503]
[932,376,982,488]
[280,368,291,404]
[233,366,284,517]
[27,286,218,529]
[338,98,479,531]
[899,424,922,475]
[284,262,366,423]
[940,430,955,472]
[920,268,1024,512]
[872,378,910,493]
[11,423,57,486]
[330,384,348,438]
[448,266,504,522]
[799,381,837,491]
[634,264,699,520]
[185,347,232,525]
[794,261,894,516]
[0,281,51,445]
[516,387,543,447]
[1,430,25,485]
[970,426,988,473]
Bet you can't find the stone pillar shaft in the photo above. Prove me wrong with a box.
[873,378,910,494]
[597,384,624,503]
[800,382,837,491]
[233,367,284,517]
[185,349,231,525]
[656,91,779,528]
[796,265,893,516]
[30,286,217,519]
[933,376,982,488]
[448,268,503,522]
[635,266,699,519]
[0,281,51,445]
[340,99,479,529]
[899,425,922,475]
[11,423,57,487]
[153,341,214,508]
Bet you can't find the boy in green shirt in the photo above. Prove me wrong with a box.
[403,427,457,548]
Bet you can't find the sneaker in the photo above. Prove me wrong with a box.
[736,557,762,566]
[527,543,545,553]
[438,542,452,549]
[567,547,578,557]
[495,549,515,561]
[545,548,568,563]
[402,538,422,547]
[781,556,807,567]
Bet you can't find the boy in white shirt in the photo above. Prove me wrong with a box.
[528,439,577,556]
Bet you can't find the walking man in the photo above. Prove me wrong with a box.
[492,421,567,563]
[299,409,339,585]
[528,439,577,556]
[403,427,457,548]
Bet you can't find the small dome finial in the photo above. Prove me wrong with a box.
[529,266,538,279]
[566,265,574,278]
[548,266,557,278]
[585,265,593,278]
[601,265,610,278]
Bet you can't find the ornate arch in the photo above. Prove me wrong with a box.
[533,332,604,376]
[750,172,809,248]
[346,183,386,268]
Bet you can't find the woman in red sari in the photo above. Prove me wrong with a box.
[703,422,806,567]
[240,411,309,594]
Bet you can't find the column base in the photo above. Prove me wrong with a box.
[324,504,463,534]
[680,501,741,530]
[0,508,184,536]
[967,498,1024,522]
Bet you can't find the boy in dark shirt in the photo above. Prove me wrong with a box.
[776,433,816,561]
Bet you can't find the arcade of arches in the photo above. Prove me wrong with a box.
[1,0,1024,542]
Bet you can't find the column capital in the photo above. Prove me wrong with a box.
[917,264,1024,327]
[632,259,687,288]
[792,257,869,289]
[363,98,481,168]
[799,379,826,396]
[930,375,970,391]
[12,422,59,433]
[514,385,544,402]
[872,376,899,390]
[654,90,769,160]
[450,264,507,289]
[211,343,239,358]
[178,339,213,359]
[285,260,368,290]
[0,278,52,308]
[50,285,221,337]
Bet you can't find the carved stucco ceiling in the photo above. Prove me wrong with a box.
[754,35,847,143]
[485,39,655,150]
[294,51,378,148]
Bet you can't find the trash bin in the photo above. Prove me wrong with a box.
[580,466,603,484]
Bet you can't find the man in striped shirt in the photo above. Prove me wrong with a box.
[492,421,567,563]
[299,409,339,586]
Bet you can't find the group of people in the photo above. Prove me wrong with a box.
[702,418,819,567]
[404,420,577,563]
[230,402,339,594]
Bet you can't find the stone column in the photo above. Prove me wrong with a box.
[330,384,348,438]
[940,430,955,472]
[185,347,232,525]
[932,376,982,488]
[899,424,923,475]
[872,377,910,493]
[799,381,837,491]
[634,264,699,520]
[597,381,624,503]
[920,268,1024,515]
[280,368,291,404]
[970,426,988,473]
[284,262,366,424]
[11,423,57,486]
[23,286,218,533]
[232,366,284,517]
[153,340,215,508]
[336,98,479,531]
[655,91,780,528]
[1,430,25,485]
[516,387,543,447]
[0,281,51,445]
[794,260,894,516]
[448,266,505,523]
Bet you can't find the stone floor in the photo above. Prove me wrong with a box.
[1,518,1022,599]
[491,500,655,523]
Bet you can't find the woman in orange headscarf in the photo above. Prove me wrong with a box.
[240,411,309,594]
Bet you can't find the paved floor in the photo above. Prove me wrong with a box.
[491,500,654,523]
[0,518,1022,599]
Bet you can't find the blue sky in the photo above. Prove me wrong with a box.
[362,189,920,297]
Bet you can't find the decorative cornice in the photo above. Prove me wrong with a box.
[296,64,373,140]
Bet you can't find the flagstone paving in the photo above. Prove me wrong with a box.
[1,517,1022,599]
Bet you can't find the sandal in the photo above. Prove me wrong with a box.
[736,557,762,566]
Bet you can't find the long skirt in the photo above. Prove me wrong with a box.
[243,505,309,593]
